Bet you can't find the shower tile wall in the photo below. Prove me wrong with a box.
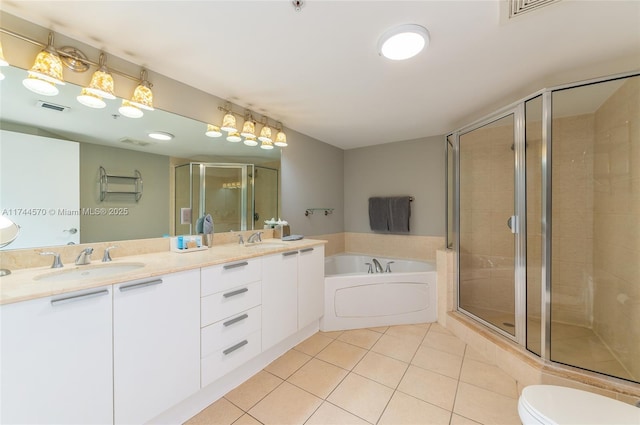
[592,77,639,379]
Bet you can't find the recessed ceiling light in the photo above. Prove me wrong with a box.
[148,131,174,141]
[378,24,430,61]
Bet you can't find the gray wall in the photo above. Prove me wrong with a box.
[281,129,344,237]
[80,144,170,242]
[344,135,445,236]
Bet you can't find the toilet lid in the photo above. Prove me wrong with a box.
[520,385,640,425]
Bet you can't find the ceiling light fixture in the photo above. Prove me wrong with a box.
[377,24,430,61]
[205,124,222,138]
[85,52,115,99]
[148,131,174,141]
[260,139,274,150]
[23,32,65,95]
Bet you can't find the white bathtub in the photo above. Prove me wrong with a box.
[320,253,437,331]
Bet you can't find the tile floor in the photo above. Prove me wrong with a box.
[185,323,522,425]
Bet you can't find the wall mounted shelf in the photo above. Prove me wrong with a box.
[99,166,143,202]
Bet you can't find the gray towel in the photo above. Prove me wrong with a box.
[369,197,389,232]
[388,196,411,233]
[203,214,214,234]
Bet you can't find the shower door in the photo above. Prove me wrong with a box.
[457,112,524,338]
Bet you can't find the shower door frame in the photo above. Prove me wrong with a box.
[449,70,640,364]
[451,104,528,345]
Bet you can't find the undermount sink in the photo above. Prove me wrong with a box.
[35,262,145,282]
[245,242,288,249]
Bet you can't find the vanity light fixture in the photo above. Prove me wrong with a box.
[23,32,65,96]
[274,122,288,147]
[205,124,222,138]
[377,24,430,61]
[243,135,258,146]
[258,119,273,143]
[240,110,256,138]
[129,69,154,111]
[216,101,288,148]
[77,87,106,108]
[85,52,115,100]
[226,131,242,143]
[118,99,143,118]
[220,103,237,132]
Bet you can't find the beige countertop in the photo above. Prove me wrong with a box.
[0,238,326,305]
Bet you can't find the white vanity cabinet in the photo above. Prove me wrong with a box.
[0,286,113,425]
[261,249,299,351]
[262,244,325,351]
[113,269,200,425]
[200,258,262,387]
[298,245,325,329]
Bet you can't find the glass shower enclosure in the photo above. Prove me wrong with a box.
[448,72,639,383]
[175,163,254,235]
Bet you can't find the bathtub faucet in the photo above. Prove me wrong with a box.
[372,258,384,273]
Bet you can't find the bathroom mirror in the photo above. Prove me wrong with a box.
[0,64,281,249]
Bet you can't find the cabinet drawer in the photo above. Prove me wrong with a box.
[201,305,261,358]
[201,258,261,297]
[201,329,262,387]
[201,281,261,327]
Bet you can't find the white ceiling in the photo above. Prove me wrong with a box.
[2,0,639,150]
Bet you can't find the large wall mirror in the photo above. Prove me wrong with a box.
[0,64,281,250]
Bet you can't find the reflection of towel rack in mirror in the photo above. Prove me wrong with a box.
[99,166,143,202]
[305,208,334,216]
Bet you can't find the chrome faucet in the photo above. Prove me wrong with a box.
[372,258,384,273]
[237,234,245,244]
[102,246,117,262]
[41,252,63,268]
[365,262,374,273]
[75,247,93,265]
[385,261,395,273]
[247,231,263,244]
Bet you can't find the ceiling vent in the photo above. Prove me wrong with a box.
[509,0,561,17]
[119,138,152,147]
[36,100,70,112]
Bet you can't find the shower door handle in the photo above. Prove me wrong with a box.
[507,216,518,234]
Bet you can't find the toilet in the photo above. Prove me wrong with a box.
[518,385,639,425]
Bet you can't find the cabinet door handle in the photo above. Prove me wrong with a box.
[283,251,299,257]
[223,339,248,355]
[51,289,109,306]
[119,279,163,292]
[223,261,249,270]
[223,287,249,298]
[223,313,249,327]
[300,247,314,253]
